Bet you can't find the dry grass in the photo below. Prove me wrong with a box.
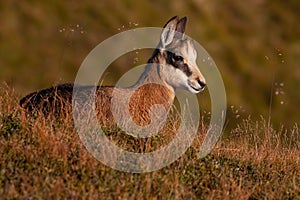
[0,84,299,199]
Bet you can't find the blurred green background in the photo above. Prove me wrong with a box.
[1,0,299,128]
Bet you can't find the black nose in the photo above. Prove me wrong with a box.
[197,79,206,88]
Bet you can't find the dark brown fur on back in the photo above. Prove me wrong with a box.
[20,83,174,127]
[20,84,74,117]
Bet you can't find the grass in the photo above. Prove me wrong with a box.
[0,84,299,199]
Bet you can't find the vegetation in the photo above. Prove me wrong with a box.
[0,84,299,199]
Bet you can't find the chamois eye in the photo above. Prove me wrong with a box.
[173,54,183,62]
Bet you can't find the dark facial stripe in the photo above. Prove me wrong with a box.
[166,51,192,77]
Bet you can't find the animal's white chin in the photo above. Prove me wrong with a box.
[187,83,204,94]
[189,86,202,93]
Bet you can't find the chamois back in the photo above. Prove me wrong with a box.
[20,84,73,117]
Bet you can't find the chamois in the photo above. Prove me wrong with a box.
[20,16,206,128]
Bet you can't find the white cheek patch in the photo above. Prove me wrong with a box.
[165,68,189,89]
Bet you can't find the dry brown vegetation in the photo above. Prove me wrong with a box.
[0,84,299,199]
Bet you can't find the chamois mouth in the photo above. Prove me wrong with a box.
[188,80,205,93]
[189,85,204,93]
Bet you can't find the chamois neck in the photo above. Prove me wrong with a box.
[134,51,170,89]
[135,63,159,85]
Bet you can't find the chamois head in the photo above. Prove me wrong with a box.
[151,16,206,94]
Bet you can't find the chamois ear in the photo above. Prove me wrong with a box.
[160,16,179,48]
[176,17,187,34]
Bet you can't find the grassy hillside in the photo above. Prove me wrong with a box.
[0,84,299,199]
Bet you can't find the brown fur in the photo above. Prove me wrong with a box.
[20,58,175,128]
